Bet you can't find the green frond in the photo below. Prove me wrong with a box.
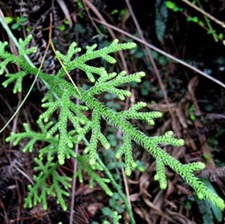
[77,156,113,197]
[38,145,58,161]
[6,120,59,160]
[56,39,137,81]
[2,71,27,93]
[118,101,163,124]
[113,211,122,224]
[116,133,136,176]
[183,162,206,172]
[154,159,167,189]
[87,71,145,99]
[81,91,224,209]
[86,43,98,52]
[115,133,136,175]
[97,72,117,84]
[18,34,37,56]
[5,123,50,152]
[37,119,51,133]
[68,103,89,124]
[24,157,71,211]
[0,42,17,69]
[84,110,102,165]
[108,88,132,100]
[121,109,163,121]
[0,39,36,73]
[3,36,224,213]
[0,35,39,96]
[50,174,71,209]
[70,121,92,143]
[0,57,11,75]
[55,42,81,68]
[80,64,108,82]
[150,146,225,210]
[41,91,57,103]
[40,90,87,164]
[99,132,111,150]
[129,101,147,111]
[150,131,185,146]
[0,41,8,56]
[40,100,61,122]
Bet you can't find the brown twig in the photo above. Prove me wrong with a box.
[181,0,225,28]
[92,18,225,89]
[56,0,73,28]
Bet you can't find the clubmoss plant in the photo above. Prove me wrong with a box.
[0,35,224,219]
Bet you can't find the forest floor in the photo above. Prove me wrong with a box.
[0,0,225,223]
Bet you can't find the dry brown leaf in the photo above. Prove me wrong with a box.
[166,209,196,224]
[87,202,103,216]
[133,205,153,224]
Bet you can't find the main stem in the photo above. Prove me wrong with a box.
[97,156,135,224]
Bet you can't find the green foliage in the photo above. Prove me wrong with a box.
[57,19,70,32]
[24,158,71,211]
[97,193,123,224]
[166,1,182,12]
[197,199,214,224]
[113,211,122,224]
[1,35,224,218]
[188,104,196,121]
[155,0,168,42]
[166,0,225,43]
[198,178,223,223]
[75,155,113,197]
[5,16,28,30]
[92,210,122,224]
